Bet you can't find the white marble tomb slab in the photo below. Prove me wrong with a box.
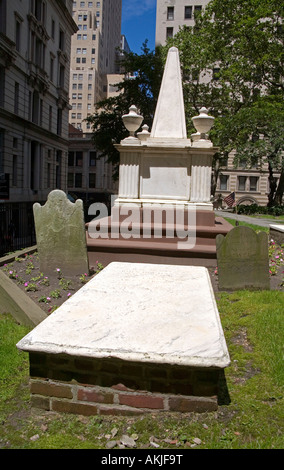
[17,263,230,369]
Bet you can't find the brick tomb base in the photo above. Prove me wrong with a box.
[29,352,220,415]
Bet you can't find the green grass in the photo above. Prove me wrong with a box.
[0,289,283,449]
[224,217,269,233]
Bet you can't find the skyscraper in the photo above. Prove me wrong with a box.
[155,0,210,46]
[69,0,122,132]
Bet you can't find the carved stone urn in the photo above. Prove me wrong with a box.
[122,105,143,142]
[191,107,215,145]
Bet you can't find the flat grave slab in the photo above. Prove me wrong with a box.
[17,262,230,369]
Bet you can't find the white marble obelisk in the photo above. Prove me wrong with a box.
[115,47,217,209]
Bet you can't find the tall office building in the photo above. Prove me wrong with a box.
[155,0,210,46]
[69,0,122,132]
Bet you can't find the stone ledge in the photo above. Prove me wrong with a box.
[0,247,47,326]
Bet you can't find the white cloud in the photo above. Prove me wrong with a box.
[122,0,156,21]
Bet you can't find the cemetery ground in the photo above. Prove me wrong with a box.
[0,219,283,449]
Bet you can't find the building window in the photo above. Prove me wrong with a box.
[68,151,83,167]
[15,18,21,52]
[59,64,65,88]
[238,176,247,191]
[0,65,5,107]
[89,173,96,188]
[59,28,65,51]
[14,82,19,114]
[68,173,74,188]
[249,176,258,191]
[213,67,220,80]
[12,155,17,186]
[49,105,52,131]
[89,151,97,166]
[194,6,202,17]
[75,173,82,188]
[50,54,54,81]
[219,175,228,191]
[57,108,62,136]
[51,19,55,39]
[185,6,192,19]
[77,34,81,40]
[167,7,174,20]
[166,27,173,39]
[47,162,51,188]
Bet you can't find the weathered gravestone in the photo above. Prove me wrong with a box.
[216,226,270,290]
[33,190,89,277]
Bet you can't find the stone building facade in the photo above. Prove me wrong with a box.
[0,0,77,253]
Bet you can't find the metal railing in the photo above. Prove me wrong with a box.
[0,202,37,257]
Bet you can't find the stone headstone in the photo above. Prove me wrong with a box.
[216,226,270,290]
[33,190,89,277]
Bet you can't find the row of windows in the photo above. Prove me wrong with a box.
[77,12,100,21]
[71,122,91,130]
[68,151,97,167]
[72,83,93,89]
[75,57,95,64]
[5,79,63,136]
[73,1,101,8]
[71,93,93,99]
[73,73,93,80]
[167,5,202,21]
[220,175,259,192]
[76,48,96,54]
[67,172,96,189]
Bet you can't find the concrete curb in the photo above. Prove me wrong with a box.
[0,246,47,327]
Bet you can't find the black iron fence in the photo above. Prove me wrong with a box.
[0,202,37,257]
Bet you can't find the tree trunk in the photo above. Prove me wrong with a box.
[267,161,278,207]
[274,167,284,206]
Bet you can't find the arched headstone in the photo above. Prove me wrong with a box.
[33,190,89,277]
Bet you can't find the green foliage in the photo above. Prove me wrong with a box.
[167,0,284,204]
[86,41,164,178]
[234,204,284,216]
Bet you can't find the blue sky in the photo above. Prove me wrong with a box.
[121,0,157,54]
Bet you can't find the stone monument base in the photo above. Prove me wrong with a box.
[86,204,232,268]
[17,263,230,416]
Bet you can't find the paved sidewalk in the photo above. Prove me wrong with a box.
[215,210,284,228]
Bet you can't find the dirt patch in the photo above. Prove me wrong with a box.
[231,327,253,352]
[1,246,283,317]
[0,252,101,315]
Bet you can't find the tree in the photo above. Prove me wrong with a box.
[86,42,163,179]
[167,0,284,205]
